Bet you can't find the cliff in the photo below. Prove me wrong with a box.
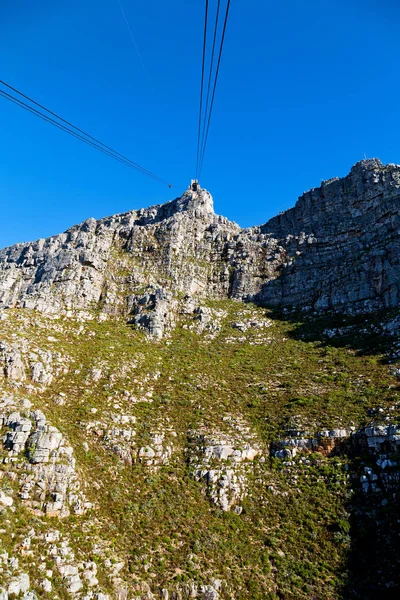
[0,159,398,339]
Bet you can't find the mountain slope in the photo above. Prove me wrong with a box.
[0,160,399,600]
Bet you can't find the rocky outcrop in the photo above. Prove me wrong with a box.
[0,160,398,336]
[0,342,27,380]
[254,159,400,311]
[271,427,352,459]
[0,339,66,386]
[188,418,263,511]
[0,188,239,325]
[271,408,400,501]
[0,395,90,517]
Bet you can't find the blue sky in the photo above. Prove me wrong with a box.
[1,0,399,248]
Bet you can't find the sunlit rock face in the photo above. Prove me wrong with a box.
[0,159,399,335]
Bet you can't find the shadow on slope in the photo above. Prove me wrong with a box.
[343,449,400,599]
[264,306,399,361]
[263,305,400,598]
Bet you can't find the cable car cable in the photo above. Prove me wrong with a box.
[199,0,221,174]
[116,0,154,92]
[198,0,231,178]
[0,89,164,182]
[195,0,209,180]
[0,79,169,184]
[0,87,171,185]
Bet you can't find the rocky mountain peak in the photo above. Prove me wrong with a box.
[174,186,214,218]
[348,157,400,177]
[0,159,398,336]
[349,157,383,173]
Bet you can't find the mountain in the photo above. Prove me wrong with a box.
[0,159,399,600]
[1,159,399,338]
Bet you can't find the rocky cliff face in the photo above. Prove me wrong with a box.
[0,159,398,337]
[257,158,400,311]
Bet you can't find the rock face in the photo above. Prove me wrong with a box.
[0,159,398,335]
[189,418,263,512]
[256,158,400,311]
[0,395,90,517]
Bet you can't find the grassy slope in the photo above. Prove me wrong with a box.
[0,302,399,599]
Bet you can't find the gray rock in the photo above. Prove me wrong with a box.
[0,161,398,338]
[199,585,220,600]
[0,491,13,507]
[67,574,83,593]
[190,419,262,511]
[1,402,89,517]
[7,573,30,596]
[41,579,52,593]
[0,343,26,380]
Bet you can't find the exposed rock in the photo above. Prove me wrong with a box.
[41,578,52,592]
[272,428,352,458]
[7,573,30,596]
[0,342,26,380]
[0,491,13,507]
[129,287,178,339]
[189,418,262,511]
[0,396,90,517]
[0,161,398,336]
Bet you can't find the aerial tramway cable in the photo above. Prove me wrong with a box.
[115,0,154,92]
[195,0,209,180]
[0,79,172,187]
[0,90,165,183]
[1,1,231,190]
[198,0,221,174]
[198,0,231,178]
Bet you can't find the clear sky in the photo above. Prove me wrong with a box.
[1,0,399,248]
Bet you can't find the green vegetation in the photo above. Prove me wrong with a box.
[0,301,399,598]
